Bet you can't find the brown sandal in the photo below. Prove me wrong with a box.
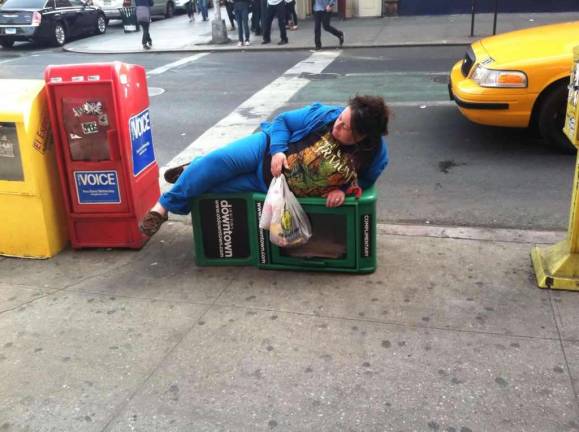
[163,163,189,184]
[140,211,168,237]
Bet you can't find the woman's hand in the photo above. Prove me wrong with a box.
[325,189,345,208]
[271,152,288,177]
[325,4,332,11]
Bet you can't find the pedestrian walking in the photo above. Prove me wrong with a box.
[136,0,153,49]
[234,0,251,46]
[284,0,297,30]
[250,0,261,34]
[185,0,195,21]
[313,0,343,50]
[197,0,208,21]
[261,0,287,45]
[224,0,236,30]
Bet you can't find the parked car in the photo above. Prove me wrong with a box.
[0,0,106,47]
[449,21,579,152]
[92,0,175,22]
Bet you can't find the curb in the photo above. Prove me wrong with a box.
[63,40,472,54]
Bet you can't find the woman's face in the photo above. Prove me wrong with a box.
[332,107,364,145]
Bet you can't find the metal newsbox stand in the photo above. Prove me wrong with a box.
[191,186,377,273]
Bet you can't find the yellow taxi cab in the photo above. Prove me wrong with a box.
[450,21,579,152]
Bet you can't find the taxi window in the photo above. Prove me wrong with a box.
[0,122,24,182]
[54,0,71,7]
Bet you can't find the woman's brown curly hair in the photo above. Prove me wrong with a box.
[347,95,390,168]
[349,95,390,140]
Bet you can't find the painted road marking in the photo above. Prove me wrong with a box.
[147,53,209,77]
[378,223,565,245]
[290,71,450,104]
[160,50,341,189]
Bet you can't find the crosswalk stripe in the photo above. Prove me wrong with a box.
[147,53,209,77]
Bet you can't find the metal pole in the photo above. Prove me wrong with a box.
[470,0,476,37]
[214,0,221,20]
[492,0,498,35]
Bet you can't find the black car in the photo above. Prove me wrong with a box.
[0,0,106,48]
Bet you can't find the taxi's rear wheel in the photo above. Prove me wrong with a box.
[538,83,575,153]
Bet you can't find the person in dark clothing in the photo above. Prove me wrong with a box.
[224,0,236,30]
[197,0,209,20]
[251,0,261,35]
[261,0,287,45]
[135,0,153,49]
[140,95,391,237]
[313,0,343,50]
[234,0,250,45]
[284,0,297,29]
[185,0,195,21]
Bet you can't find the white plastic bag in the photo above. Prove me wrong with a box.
[259,174,312,248]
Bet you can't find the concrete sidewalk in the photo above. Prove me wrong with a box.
[1,221,578,431]
[64,11,579,54]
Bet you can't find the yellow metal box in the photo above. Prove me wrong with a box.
[0,80,68,258]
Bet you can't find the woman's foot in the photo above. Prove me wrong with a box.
[140,209,168,237]
[238,41,243,47]
[244,40,250,46]
[338,32,344,48]
[163,163,189,184]
[143,44,151,50]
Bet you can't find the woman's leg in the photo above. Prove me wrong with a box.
[275,3,287,42]
[321,10,341,38]
[290,1,297,26]
[199,0,208,20]
[141,22,150,46]
[234,3,244,41]
[322,9,342,46]
[242,4,250,41]
[313,11,322,48]
[225,2,236,28]
[159,132,268,215]
[186,0,193,19]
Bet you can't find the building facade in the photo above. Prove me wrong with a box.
[295,0,579,19]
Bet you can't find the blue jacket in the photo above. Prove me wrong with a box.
[260,103,389,189]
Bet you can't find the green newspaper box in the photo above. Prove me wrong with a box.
[190,187,377,273]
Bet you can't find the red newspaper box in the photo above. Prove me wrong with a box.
[44,62,160,249]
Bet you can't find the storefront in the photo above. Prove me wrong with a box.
[398,0,579,15]
[295,0,381,18]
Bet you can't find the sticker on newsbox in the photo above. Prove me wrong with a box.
[74,170,121,204]
[129,108,156,176]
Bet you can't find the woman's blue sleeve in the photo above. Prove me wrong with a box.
[269,103,321,155]
[358,138,389,189]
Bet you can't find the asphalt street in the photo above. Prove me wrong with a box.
[0,43,575,231]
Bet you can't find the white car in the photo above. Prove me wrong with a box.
[92,0,175,22]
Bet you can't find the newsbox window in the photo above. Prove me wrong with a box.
[62,98,111,161]
[0,122,24,181]
[281,213,347,259]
